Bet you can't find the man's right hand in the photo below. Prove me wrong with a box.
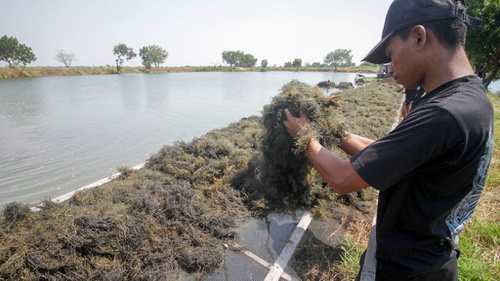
[283,109,310,139]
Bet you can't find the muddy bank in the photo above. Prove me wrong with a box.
[0,79,401,280]
[0,66,377,79]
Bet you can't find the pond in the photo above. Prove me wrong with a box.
[488,79,500,95]
[0,71,371,208]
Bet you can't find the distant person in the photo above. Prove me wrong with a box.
[283,0,493,280]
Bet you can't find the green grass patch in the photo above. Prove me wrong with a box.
[338,237,365,280]
[456,94,500,281]
[458,219,500,280]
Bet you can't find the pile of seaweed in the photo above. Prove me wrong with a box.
[233,81,345,211]
[0,118,258,280]
[0,79,402,280]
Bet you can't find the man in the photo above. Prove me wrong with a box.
[283,0,494,280]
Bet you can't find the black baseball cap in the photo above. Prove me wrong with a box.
[363,0,482,64]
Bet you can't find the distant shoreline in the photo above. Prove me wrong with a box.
[0,65,377,79]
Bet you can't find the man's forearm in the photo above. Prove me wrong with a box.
[305,139,369,194]
[339,132,375,156]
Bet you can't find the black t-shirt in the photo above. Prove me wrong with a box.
[351,76,494,278]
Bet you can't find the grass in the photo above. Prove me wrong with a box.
[339,237,366,280]
[455,94,500,281]
[458,219,500,280]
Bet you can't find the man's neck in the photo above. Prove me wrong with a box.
[422,47,475,93]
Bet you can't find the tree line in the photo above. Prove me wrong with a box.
[112,43,168,73]
[279,49,355,70]
[220,49,355,70]
[0,0,498,86]
[0,36,355,71]
[0,37,170,73]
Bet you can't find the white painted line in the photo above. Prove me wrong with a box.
[51,163,145,203]
[224,243,293,281]
[264,212,313,281]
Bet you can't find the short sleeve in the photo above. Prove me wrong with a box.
[351,106,462,190]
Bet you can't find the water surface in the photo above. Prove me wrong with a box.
[0,71,370,207]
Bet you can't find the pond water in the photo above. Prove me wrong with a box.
[0,71,371,208]
[488,79,500,95]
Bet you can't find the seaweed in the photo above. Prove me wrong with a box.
[0,79,402,280]
[2,202,31,230]
[260,80,345,195]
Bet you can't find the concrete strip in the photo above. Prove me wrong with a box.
[52,163,145,203]
[264,212,313,281]
[360,204,378,281]
[224,243,293,281]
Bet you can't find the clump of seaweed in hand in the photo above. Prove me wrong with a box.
[262,80,346,155]
[232,80,347,210]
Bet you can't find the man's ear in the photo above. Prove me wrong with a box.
[412,25,427,50]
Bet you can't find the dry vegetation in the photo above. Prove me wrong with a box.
[0,79,402,280]
[0,67,117,78]
[0,66,378,79]
[0,66,207,79]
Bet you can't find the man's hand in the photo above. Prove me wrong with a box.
[283,109,310,139]
[283,109,369,194]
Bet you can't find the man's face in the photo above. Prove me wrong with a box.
[385,34,422,89]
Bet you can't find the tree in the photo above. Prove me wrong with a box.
[0,35,36,68]
[113,43,136,73]
[261,59,268,68]
[311,62,323,68]
[324,49,353,70]
[222,51,244,67]
[221,50,257,67]
[139,45,168,69]
[465,0,500,88]
[292,58,302,68]
[55,49,76,67]
[238,53,257,67]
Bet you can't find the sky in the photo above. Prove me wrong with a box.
[1,0,394,68]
